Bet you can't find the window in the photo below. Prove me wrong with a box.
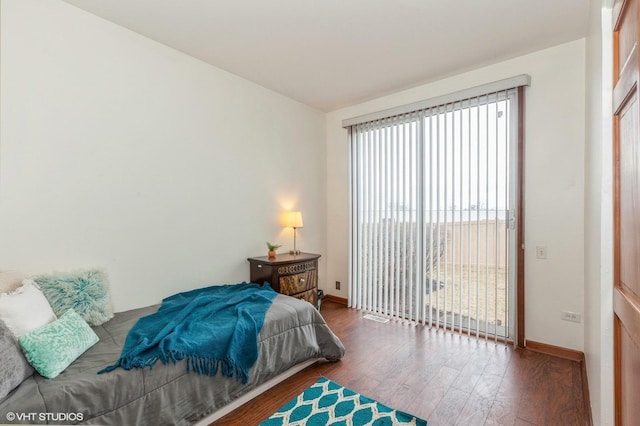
[345,76,528,342]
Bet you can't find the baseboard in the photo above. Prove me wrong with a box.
[323,294,348,305]
[580,356,593,426]
[525,340,584,362]
[525,340,592,425]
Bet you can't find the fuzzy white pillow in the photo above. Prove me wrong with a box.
[0,270,25,293]
[0,279,57,338]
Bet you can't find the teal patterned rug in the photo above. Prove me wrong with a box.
[260,377,427,426]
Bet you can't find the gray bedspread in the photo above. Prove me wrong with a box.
[0,294,345,425]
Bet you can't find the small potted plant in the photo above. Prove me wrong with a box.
[266,242,282,259]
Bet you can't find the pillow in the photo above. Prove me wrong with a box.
[33,269,114,326]
[19,309,99,379]
[0,279,57,338]
[0,270,25,293]
[0,320,34,399]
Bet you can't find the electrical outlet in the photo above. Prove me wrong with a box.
[536,246,547,259]
[561,310,581,323]
[335,281,341,290]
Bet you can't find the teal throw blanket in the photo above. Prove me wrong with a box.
[99,283,277,384]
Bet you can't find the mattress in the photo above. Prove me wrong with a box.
[0,294,345,425]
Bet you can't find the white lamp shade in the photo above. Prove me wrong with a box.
[284,211,303,228]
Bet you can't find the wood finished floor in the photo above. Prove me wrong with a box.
[214,301,587,426]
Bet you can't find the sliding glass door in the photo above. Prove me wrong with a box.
[349,88,520,341]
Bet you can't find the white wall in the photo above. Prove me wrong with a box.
[0,0,326,311]
[326,39,586,351]
[584,0,614,424]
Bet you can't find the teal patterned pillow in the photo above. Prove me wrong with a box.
[19,309,99,379]
[33,269,113,326]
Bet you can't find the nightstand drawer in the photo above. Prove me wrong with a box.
[277,261,317,275]
[279,270,316,295]
[292,288,316,304]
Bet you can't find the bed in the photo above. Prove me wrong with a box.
[0,293,345,425]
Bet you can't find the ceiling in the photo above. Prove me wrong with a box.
[62,0,590,112]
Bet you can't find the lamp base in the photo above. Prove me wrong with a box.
[290,228,301,256]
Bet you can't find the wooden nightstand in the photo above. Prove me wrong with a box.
[247,252,320,306]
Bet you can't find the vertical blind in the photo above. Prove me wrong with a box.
[347,78,527,341]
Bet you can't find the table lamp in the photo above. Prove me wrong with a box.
[284,211,303,255]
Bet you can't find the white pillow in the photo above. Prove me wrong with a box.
[0,279,57,338]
